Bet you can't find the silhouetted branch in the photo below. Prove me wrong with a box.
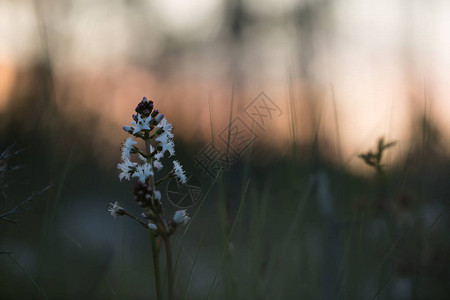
[0,185,52,224]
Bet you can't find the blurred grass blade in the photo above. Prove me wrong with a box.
[207,178,251,299]
[173,170,221,277]
[1,247,49,300]
[183,234,204,300]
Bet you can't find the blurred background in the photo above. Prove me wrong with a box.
[0,0,449,299]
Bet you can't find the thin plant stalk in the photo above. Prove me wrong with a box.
[207,179,251,299]
[173,170,221,276]
[120,218,126,298]
[63,231,117,297]
[1,247,49,300]
[149,231,162,300]
[183,235,204,299]
[355,211,365,298]
[163,236,174,300]
[144,137,163,300]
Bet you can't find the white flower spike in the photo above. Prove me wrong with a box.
[115,97,193,300]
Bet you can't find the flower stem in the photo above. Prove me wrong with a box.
[163,236,175,300]
[144,139,157,200]
[155,174,171,186]
[122,211,147,228]
[150,231,163,300]
[144,138,164,300]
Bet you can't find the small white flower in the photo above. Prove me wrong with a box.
[117,158,137,181]
[154,160,163,170]
[143,146,164,170]
[132,163,154,183]
[108,201,123,217]
[148,223,158,230]
[154,151,164,161]
[138,153,148,163]
[173,210,190,225]
[154,190,161,201]
[156,134,175,157]
[166,142,175,157]
[130,114,152,134]
[173,160,187,184]
[121,137,137,160]
[157,118,174,138]
[140,149,162,170]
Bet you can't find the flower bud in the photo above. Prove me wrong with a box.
[151,109,159,118]
[135,97,154,116]
[155,114,164,124]
[148,223,158,230]
[173,210,190,225]
[123,126,132,133]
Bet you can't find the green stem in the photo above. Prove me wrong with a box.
[155,174,171,186]
[150,231,163,300]
[144,137,163,300]
[145,139,157,206]
[164,236,174,300]
[123,211,148,228]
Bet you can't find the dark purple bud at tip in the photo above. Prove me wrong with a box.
[151,109,159,118]
[155,114,164,124]
[132,114,138,122]
[135,97,154,115]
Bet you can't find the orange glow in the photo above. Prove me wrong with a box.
[0,57,15,112]
[0,0,450,174]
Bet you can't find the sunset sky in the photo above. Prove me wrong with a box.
[1,0,449,172]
